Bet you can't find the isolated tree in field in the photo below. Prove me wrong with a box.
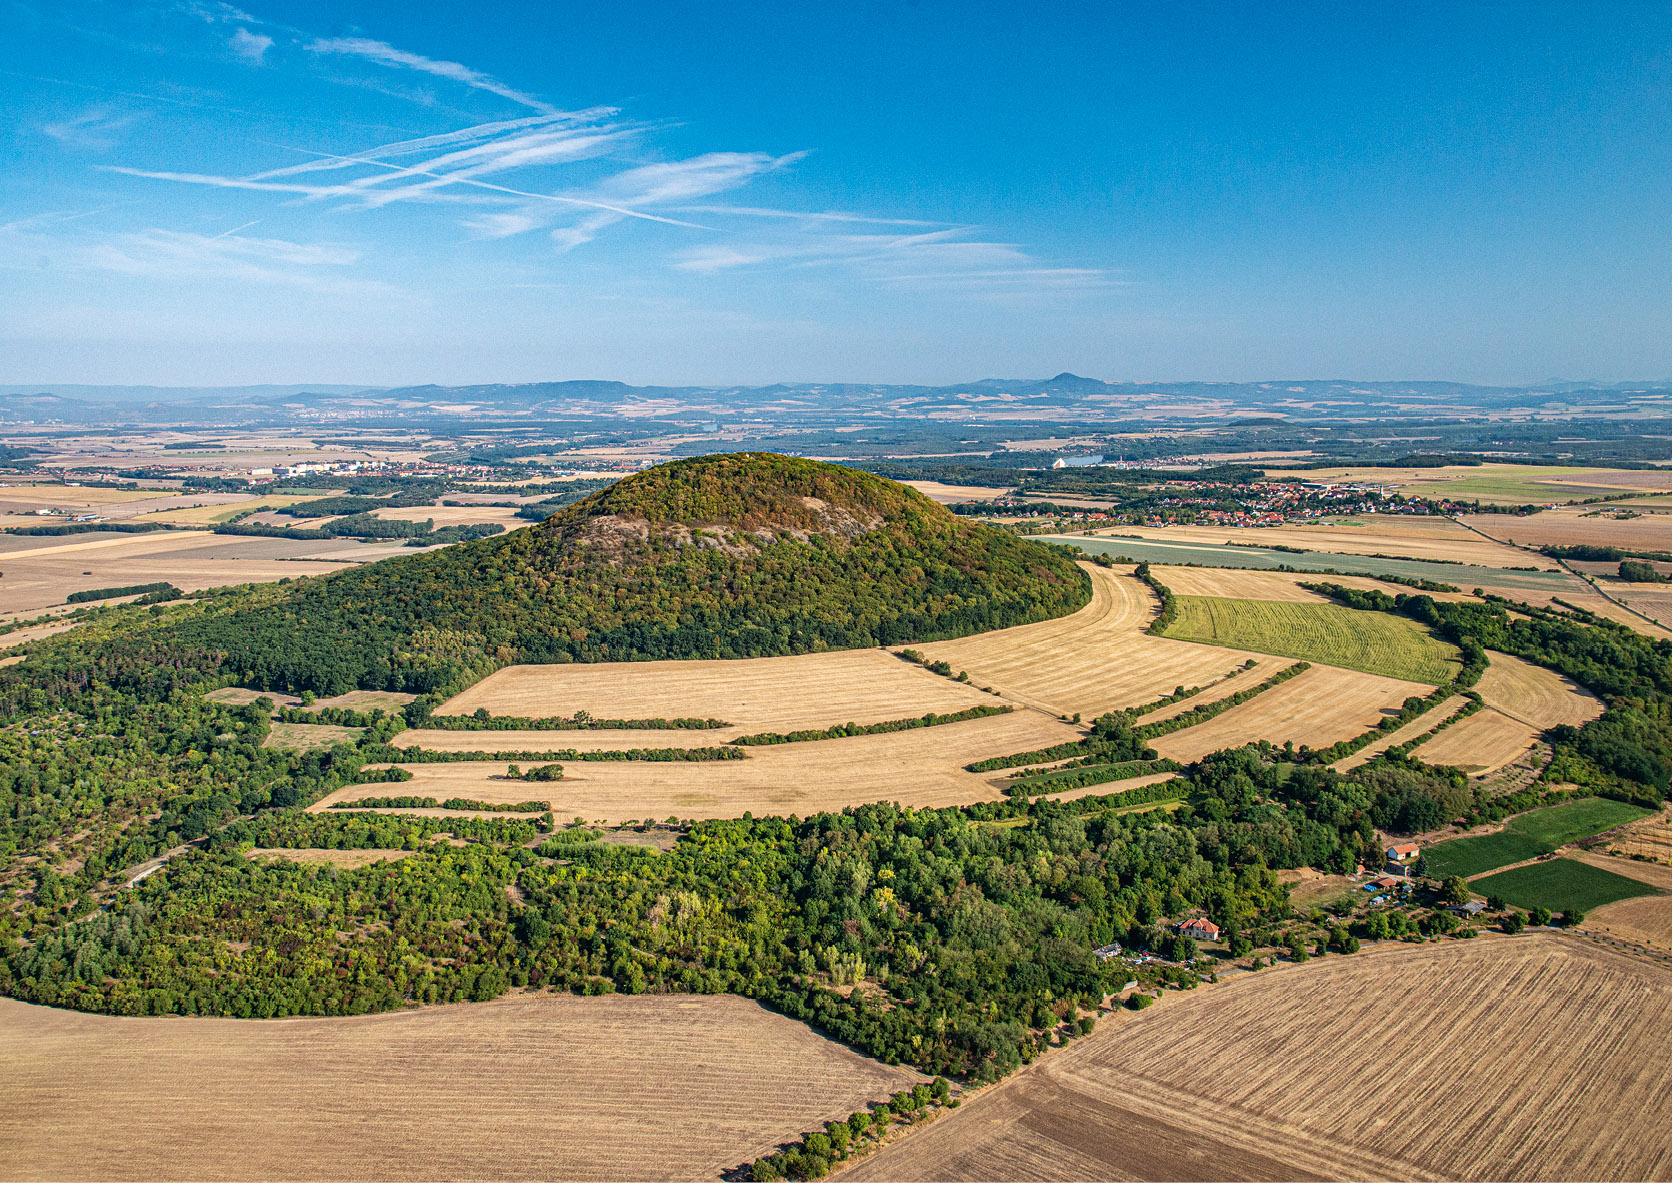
[1532,906,1553,926]
[1441,875,1471,905]
[1501,910,1526,934]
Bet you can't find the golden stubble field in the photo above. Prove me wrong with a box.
[1572,850,1672,951]
[439,649,998,731]
[906,564,1275,719]
[321,710,1080,822]
[0,993,920,1182]
[1149,565,1473,603]
[0,530,383,616]
[1459,505,1672,552]
[1418,653,1601,775]
[1150,664,1434,762]
[1103,516,1533,567]
[847,935,1672,1182]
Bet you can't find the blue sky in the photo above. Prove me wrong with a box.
[3,1,1670,387]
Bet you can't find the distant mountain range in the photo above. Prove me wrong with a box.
[1,375,1668,427]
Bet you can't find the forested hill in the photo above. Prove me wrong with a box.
[162,453,1090,695]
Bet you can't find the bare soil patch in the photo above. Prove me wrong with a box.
[441,650,996,732]
[0,992,918,1182]
[245,848,415,868]
[848,935,1672,1182]
[263,722,363,751]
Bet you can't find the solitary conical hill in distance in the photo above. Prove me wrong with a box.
[175,453,1091,695]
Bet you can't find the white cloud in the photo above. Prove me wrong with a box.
[231,27,272,63]
[307,36,555,113]
[42,106,138,151]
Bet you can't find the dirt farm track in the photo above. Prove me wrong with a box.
[846,934,1672,1182]
[0,993,918,1182]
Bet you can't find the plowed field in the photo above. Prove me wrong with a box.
[0,993,919,1182]
[846,935,1672,1181]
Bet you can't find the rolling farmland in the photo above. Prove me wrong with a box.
[1474,652,1603,728]
[321,709,1080,823]
[1149,664,1433,762]
[1164,595,1460,683]
[847,935,1672,1182]
[1418,652,1601,775]
[906,563,1275,719]
[1416,708,1544,774]
[1148,565,1470,603]
[439,650,996,732]
[0,993,919,1182]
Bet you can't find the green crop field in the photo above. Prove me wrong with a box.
[1424,832,1545,879]
[1472,858,1659,914]
[1512,798,1651,847]
[1424,798,1653,879]
[1164,597,1459,683]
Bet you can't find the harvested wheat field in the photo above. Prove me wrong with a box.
[847,935,1672,1182]
[1150,664,1432,763]
[1414,707,1540,775]
[908,564,1269,719]
[440,650,995,732]
[0,993,918,1182]
[403,727,742,751]
[372,504,527,528]
[899,480,1011,503]
[1149,565,1470,603]
[1604,810,1672,865]
[1575,850,1672,951]
[322,710,1079,822]
[0,530,369,616]
[1108,518,1528,567]
[1475,652,1602,728]
[1333,694,1469,771]
[1459,506,1672,553]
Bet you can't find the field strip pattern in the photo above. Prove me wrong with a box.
[1150,664,1433,763]
[907,564,1272,719]
[848,935,1672,1182]
[438,649,996,733]
[1332,694,1466,771]
[322,711,1081,823]
[0,993,920,1182]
